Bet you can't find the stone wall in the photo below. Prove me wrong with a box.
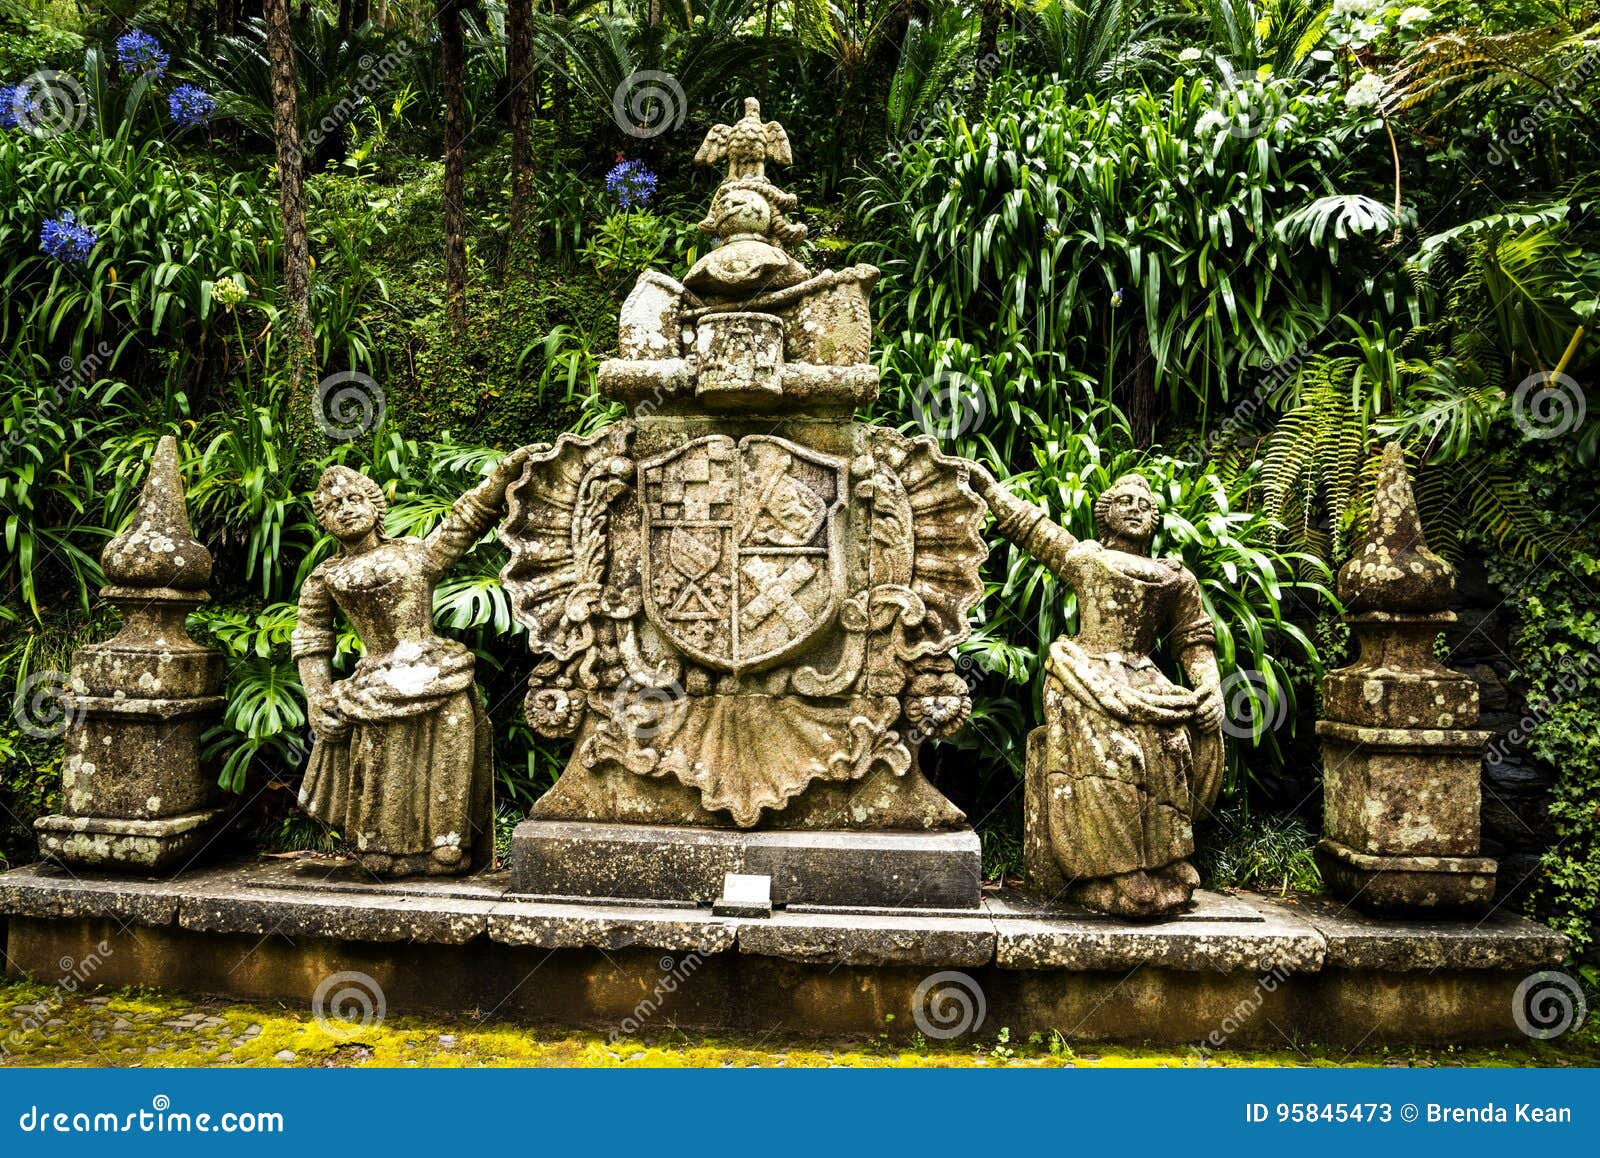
[1446,556,1557,902]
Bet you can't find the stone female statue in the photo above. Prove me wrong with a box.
[291,450,529,878]
[969,466,1225,918]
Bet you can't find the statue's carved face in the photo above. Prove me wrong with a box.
[1101,486,1157,544]
[319,483,380,542]
[717,188,772,235]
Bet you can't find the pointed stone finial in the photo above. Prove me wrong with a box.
[1337,442,1454,613]
[101,435,212,591]
[694,96,792,181]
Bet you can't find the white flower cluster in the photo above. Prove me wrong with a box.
[1345,71,1388,110]
[1328,0,1433,49]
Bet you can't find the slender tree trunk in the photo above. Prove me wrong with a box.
[761,0,774,104]
[974,0,1002,108]
[441,0,469,335]
[337,0,353,39]
[507,0,535,244]
[217,0,236,39]
[1115,325,1158,449]
[551,0,568,134]
[263,0,319,446]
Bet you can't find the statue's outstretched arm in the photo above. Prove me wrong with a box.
[966,461,1078,573]
[422,446,533,574]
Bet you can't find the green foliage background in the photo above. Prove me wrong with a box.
[0,0,1596,955]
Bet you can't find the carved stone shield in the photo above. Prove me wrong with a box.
[640,435,847,672]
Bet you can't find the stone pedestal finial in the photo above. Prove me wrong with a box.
[35,436,229,871]
[1315,443,1496,912]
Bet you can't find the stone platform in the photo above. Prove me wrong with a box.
[0,858,1567,1047]
[511,820,981,909]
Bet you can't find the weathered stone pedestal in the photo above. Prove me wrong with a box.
[33,437,227,873]
[512,820,981,908]
[1317,445,1496,913]
[0,857,1568,1046]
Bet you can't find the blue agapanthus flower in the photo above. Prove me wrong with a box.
[115,30,169,78]
[168,84,216,128]
[605,159,659,210]
[40,210,97,264]
[0,83,29,130]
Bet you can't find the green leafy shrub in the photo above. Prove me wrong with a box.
[1195,804,1324,894]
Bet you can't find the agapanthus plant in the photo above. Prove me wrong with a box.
[0,82,35,130]
[115,30,169,78]
[40,210,97,264]
[605,159,659,210]
[168,84,216,128]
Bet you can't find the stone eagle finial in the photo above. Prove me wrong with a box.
[694,96,792,181]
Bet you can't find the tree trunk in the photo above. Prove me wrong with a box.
[263,0,319,448]
[974,0,1002,109]
[507,0,535,244]
[1115,324,1159,449]
[217,0,236,39]
[337,0,353,39]
[551,0,569,134]
[441,0,469,335]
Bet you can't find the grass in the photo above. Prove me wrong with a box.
[2,979,1596,1069]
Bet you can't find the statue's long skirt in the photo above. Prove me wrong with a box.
[1043,656,1222,880]
[299,689,494,868]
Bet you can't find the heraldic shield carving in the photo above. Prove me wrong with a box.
[641,435,846,673]
[496,98,988,831]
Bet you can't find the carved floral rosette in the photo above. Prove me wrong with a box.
[498,421,986,828]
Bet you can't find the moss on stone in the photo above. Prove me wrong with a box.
[3,979,1595,1069]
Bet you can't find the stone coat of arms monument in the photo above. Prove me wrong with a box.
[499,99,988,907]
